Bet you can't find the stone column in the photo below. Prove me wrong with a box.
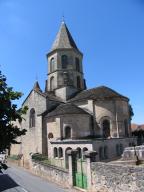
[67,149,77,187]
[84,151,97,191]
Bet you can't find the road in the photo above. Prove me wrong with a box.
[0,165,72,192]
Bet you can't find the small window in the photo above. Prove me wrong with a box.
[54,147,58,158]
[61,55,68,69]
[50,58,55,72]
[77,76,81,89]
[59,147,63,158]
[65,126,71,139]
[75,58,80,72]
[29,108,35,128]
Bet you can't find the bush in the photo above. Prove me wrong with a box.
[32,153,48,161]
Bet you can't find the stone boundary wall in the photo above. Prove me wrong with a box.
[91,162,144,192]
[31,160,69,188]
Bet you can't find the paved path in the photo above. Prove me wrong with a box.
[0,165,74,192]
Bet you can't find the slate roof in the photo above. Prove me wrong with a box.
[51,21,79,52]
[69,86,128,102]
[46,103,91,118]
[45,92,64,102]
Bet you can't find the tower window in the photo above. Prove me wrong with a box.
[50,76,54,91]
[50,58,55,72]
[29,108,35,128]
[61,55,68,69]
[75,57,80,72]
[77,76,81,89]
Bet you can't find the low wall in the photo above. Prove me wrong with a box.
[31,160,69,188]
[91,162,144,192]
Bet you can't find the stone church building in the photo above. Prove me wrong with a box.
[11,21,136,168]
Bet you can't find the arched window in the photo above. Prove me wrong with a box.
[102,119,110,138]
[59,147,63,158]
[77,76,81,89]
[65,126,71,139]
[124,119,129,137]
[54,147,58,158]
[75,57,80,72]
[83,147,88,160]
[61,55,68,69]
[65,147,72,169]
[77,147,82,159]
[50,76,54,91]
[29,108,35,128]
[104,146,108,159]
[50,58,55,72]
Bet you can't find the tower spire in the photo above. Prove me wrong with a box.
[51,22,80,52]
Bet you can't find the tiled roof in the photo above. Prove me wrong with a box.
[51,21,79,52]
[131,124,144,131]
[46,103,91,117]
[69,86,128,102]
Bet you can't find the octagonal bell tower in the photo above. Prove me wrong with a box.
[46,21,86,101]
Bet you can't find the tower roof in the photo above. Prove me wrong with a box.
[51,21,79,52]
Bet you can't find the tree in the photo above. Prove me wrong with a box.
[0,71,28,152]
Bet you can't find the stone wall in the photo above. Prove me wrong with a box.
[91,162,144,192]
[31,160,69,188]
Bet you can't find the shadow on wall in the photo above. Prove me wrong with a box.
[0,173,19,191]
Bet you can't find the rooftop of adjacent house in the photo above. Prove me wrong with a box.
[69,86,128,102]
[131,124,144,132]
[46,103,91,118]
[51,21,80,52]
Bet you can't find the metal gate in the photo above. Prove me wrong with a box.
[74,159,87,189]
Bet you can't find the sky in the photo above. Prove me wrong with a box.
[0,0,144,124]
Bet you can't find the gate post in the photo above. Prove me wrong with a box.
[67,149,77,187]
[85,151,97,191]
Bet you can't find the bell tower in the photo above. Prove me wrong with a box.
[46,21,86,101]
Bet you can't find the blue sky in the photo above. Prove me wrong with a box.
[0,0,144,124]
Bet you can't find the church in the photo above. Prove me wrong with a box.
[11,21,136,168]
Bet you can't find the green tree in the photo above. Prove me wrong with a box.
[0,71,28,152]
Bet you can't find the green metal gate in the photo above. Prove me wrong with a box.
[74,159,87,189]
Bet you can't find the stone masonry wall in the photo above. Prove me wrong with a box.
[31,160,69,188]
[91,162,144,192]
